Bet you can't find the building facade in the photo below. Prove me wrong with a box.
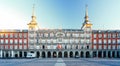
[0,6,120,58]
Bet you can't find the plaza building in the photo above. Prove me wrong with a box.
[0,5,120,58]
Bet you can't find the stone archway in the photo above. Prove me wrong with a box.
[86,51,90,58]
[112,51,115,58]
[93,51,96,57]
[42,51,46,58]
[24,52,27,58]
[53,51,57,58]
[98,51,102,58]
[108,51,111,58]
[70,51,73,58]
[81,51,84,58]
[75,51,79,56]
[58,52,62,58]
[103,51,106,58]
[117,51,120,58]
[64,51,68,58]
[19,51,22,58]
[6,52,9,58]
[36,51,40,58]
[48,51,51,58]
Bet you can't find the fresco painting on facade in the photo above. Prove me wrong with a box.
[0,5,120,59]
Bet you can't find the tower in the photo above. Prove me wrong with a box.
[27,4,38,30]
[81,5,92,50]
[27,5,38,50]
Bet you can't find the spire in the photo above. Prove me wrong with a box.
[32,4,35,17]
[84,5,89,23]
[27,4,38,30]
[30,4,37,23]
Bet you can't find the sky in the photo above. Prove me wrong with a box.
[0,0,120,30]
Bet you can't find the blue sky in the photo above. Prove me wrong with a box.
[0,0,120,30]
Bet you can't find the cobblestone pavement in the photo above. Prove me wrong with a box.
[0,58,120,66]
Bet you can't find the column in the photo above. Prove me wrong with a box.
[84,51,86,58]
[68,51,69,58]
[115,51,117,58]
[0,50,2,58]
[11,50,14,58]
[51,52,53,58]
[8,51,10,58]
[106,51,108,58]
[17,51,19,58]
[110,51,112,58]
[96,51,98,58]
[22,51,24,58]
[56,52,58,58]
[62,52,64,58]
[102,51,103,58]
[45,52,47,58]
[72,51,75,57]
[4,51,6,58]
[90,51,93,58]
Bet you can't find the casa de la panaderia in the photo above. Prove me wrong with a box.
[0,5,120,58]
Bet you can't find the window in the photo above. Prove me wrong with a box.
[19,33,22,38]
[98,39,102,44]
[86,39,90,44]
[93,34,96,38]
[14,33,18,38]
[98,34,102,38]
[5,34,8,38]
[117,39,120,44]
[0,39,4,44]
[112,34,116,38]
[10,39,13,44]
[5,46,8,49]
[50,33,54,37]
[19,45,22,49]
[66,33,70,37]
[112,45,116,49]
[104,40,106,44]
[108,45,111,49]
[14,45,17,49]
[10,46,13,49]
[14,39,18,44]
[112,40,116,44]
[24,39,27,44]
[104,34,107,38]
[94,40,96,44]
[104,45,106,49]
[24,33,27,38]
[24,46,27,49]
[108,39,111,44]
[0,34,4,38]
[118,33,120,38]
[93,46,96,49]
[108,34,111,38]
[117,45,120,49]
[81,39,84,44]
[10,33,13,38]
[44,33,48,37]
[5,40,8,44]
[19,39,22,44]
[98,45,102,49]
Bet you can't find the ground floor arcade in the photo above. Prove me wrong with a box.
[0,50,120,58]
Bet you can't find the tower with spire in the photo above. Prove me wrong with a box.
[81,5,92,50]
[27,4,38,30]
[81,5,92,30]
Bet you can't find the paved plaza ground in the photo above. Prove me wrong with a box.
[0,58,120,66]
